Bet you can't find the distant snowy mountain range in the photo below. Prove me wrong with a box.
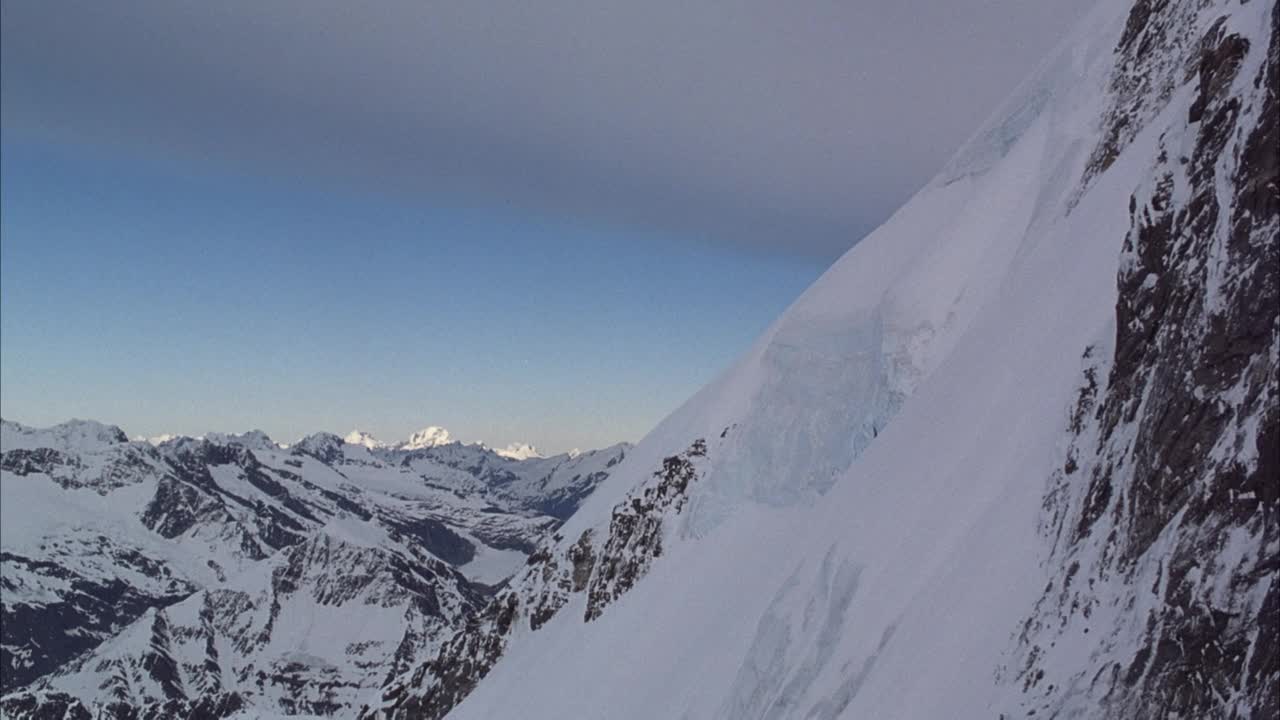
[340,428,545,460]
[0,418,628,718]
[134,426,548,461]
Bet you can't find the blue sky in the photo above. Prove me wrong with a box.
[0,136,823,451]
[0,1,1084,452]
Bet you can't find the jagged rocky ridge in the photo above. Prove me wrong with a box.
[0,420,628,718]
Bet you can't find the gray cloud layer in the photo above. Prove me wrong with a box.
[2,0,1086,258]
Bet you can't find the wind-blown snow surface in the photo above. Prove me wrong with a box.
[370,1,1276,718]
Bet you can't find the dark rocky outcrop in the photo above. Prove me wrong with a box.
[1013,2,1279,717]
[584,439,703,621]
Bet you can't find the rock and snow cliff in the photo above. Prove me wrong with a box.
[363,1,1277,718]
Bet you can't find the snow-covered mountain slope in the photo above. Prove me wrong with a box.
[365,1,1278,718]
[0,420,628,718]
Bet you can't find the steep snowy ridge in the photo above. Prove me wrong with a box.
[367,1,1277,718]
[0,421,629,718]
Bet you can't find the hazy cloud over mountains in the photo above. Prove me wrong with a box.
[2,0,1085,257]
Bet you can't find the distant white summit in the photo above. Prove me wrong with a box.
[494,442,544,461]
[132,433,179,445]
[354,426,543,459]
[345,425,455,450]
[343,429,387,449]
[400,426,454,450]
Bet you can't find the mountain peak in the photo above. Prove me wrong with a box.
[204,430,277,450]
[494,442,543,460]
[400,426,453,450]
[1,418,128,452]
[343,429,386,449]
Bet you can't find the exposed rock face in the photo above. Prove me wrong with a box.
[568,529,596,593]
[585,438,704,621]
[1080,0,1209,188]
[1010,1,1279,717]
[363,437,715,720]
